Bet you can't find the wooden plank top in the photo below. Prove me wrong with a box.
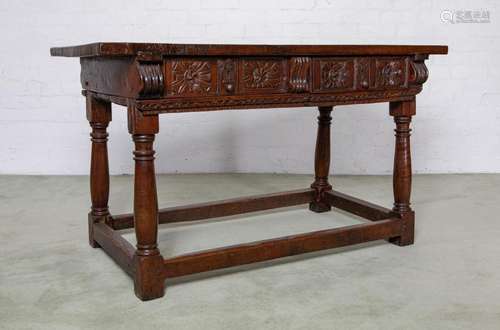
[50,42,448,57]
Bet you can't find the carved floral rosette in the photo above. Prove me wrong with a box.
[241,59,285,92]
[171,60,212,95]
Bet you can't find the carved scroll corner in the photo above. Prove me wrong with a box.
[289,56,311,93]
[409,57,429,85]
[137,59,164,98]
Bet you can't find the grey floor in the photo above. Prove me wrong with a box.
[1,174,499,329]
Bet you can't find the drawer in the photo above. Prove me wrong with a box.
[163,56,409,98]
[312,57,409,92]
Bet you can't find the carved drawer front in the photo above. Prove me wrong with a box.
[313,58,355,92]
[374,57,408,89]
[165,59,217,96]
[239,58,288,94]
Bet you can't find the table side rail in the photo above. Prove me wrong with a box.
[111,188,315,230]
[325,190,396,221]
[93,222,135,277]
[163,217,402,278]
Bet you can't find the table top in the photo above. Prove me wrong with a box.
[50,42,448,57]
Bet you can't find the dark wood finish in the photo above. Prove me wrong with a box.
[325,190,395,221]
[86,96,111,247]
[128,106,165,300]
[50,43,447,57]
[52,44,445,115]
[163,218,402,278]
[132,132,160,256]
[81,57,142,98]
[111,188,315,230]
[310,106,333,212]
[389,99,416,246]
[51,42,446,301]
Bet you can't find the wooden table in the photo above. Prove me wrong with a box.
[51,42,447,301]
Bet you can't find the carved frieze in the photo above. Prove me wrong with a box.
[161,56,415,99]
[137,87,422,113]
[289,57,311,93]
[241,59,285,92]
[319,60,354,91]
[171,60,212,95]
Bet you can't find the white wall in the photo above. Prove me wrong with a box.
[0,0,499,175]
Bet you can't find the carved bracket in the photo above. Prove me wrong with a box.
[137,52,164,98]
[289,57,311,92]
[409,55,429,85]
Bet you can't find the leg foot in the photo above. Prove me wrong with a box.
[133,254,165,301]
[88,213,100,248]
[389,211,415,246]
[309,201,331,213]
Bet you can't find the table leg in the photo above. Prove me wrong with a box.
[86,96,111,248]
[310,106,333,213]
[389,99,415,246]
[128,106,165,300]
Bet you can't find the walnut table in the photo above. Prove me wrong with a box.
[50,43,447,301]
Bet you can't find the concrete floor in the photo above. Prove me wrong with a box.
[1,174,499,329]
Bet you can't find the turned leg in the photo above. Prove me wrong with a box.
[128,106,165,300]
[310,106,333,213]
[389,99,415,246]
[86,96,112,248]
